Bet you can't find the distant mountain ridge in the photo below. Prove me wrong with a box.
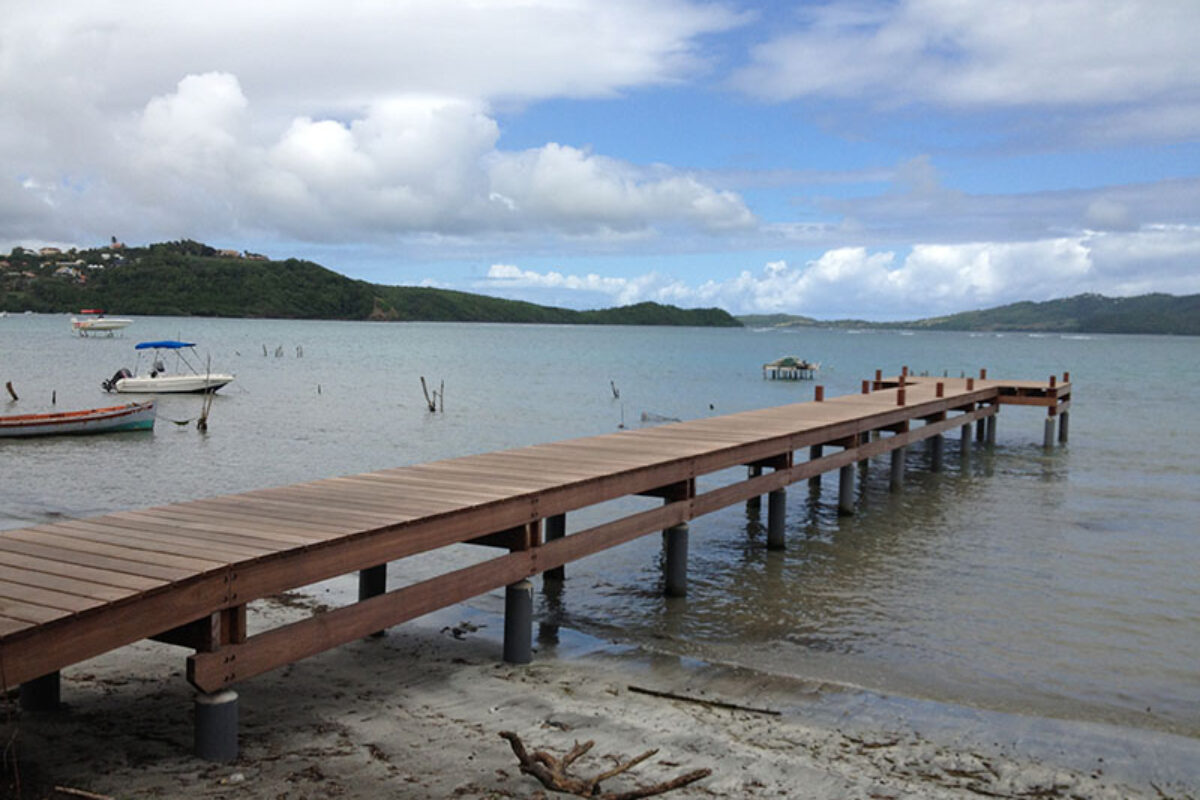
[1,240,740,327]
[740,293,1200,336]
[5,241,1194,333]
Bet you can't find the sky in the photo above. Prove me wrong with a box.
[3,0,1199,320]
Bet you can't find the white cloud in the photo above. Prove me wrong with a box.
[478,227,1200,319]
[0,1,748,245]
[731,1,1200,139]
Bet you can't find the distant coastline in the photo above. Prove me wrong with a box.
[2,239,1195,334]
[739,292,1200,336]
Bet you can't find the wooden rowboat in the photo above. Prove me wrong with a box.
[0,401,156,438]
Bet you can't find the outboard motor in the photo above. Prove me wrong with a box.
[102,368,132,392]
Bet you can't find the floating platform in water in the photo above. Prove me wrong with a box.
[763,355,818,379]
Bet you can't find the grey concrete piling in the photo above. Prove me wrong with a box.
[503,579,534,664]
[808,445,823,490]
[663,523,689,597]
[20,671,60,712]
[931,434,944,472]
[890,446,905,491]
[1044,416,1056,449]
[1059,410,1070,443]
[767,489,786,550]
[358,563,388,637]
[544,513,566,581]
[747,465,763,509]
[838,463,855,515]
[194,690,239,763]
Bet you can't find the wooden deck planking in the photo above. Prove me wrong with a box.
[0,549,167,593]
[0,373,1068,692]
[0,529,219,576]
[0,567,138,604]
[49,518,276,562]
[0,579,111,614]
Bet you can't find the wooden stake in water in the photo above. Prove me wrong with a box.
[198,356,214,432]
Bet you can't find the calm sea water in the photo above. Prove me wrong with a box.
[2,313,1198,765]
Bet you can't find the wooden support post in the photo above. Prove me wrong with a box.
[503,579,533,664]
[544,513,566,581]
[767,488,786,550]
[194,689,239,763]
[960,422,971,463]
[808,445,823,491]
[20,671,60,711]
[358,564,387,638]
[986,411,997,446]
[746,465,763,509]
[976,413,986,443]
[1059,410,1070,443]
[814,385,824,402]
[663,523,689,597]
[1044,416,1056,449]
[931,433,944,472]
[890,445,905,491]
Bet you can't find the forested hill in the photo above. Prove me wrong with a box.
[740,293,1200,336]
[0,241,740,327]
[907,293,1200,335]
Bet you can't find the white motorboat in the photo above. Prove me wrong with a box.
[71,309,132,336]
[103,340,235,394]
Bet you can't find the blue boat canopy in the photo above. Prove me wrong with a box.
[135,340,196,350]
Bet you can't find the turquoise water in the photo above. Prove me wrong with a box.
[2,313,1198,766]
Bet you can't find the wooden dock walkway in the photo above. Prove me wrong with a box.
[0,370,1070,760]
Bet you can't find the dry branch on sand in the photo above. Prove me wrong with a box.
[499,730,711,799]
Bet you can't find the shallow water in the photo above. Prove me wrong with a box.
[2,313,1198,755]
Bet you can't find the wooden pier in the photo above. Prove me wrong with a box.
[0,369,1070,760]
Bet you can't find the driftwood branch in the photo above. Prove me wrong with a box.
[53,787,116,800]
[499,730,710,799]
[627,685,780,716]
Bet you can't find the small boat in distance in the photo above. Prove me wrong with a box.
[103,340,235,394]
[0,401,156,438]
[71,309,133,336]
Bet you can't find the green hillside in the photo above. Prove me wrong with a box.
[0,240,740,327]
[909,293,1200,335]
[739,293,1200,336]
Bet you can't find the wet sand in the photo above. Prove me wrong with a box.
[4,583,1195,800]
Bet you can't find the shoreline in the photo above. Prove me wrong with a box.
[5,584,1196,799]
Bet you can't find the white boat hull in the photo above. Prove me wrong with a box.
[0,401,156,438]
[114,374,234,394]
[72,317,132,335]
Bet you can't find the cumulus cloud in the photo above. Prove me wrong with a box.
[480,227,1200,319]
[0,1,749,245]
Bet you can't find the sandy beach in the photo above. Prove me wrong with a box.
[4,579,1196,800]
